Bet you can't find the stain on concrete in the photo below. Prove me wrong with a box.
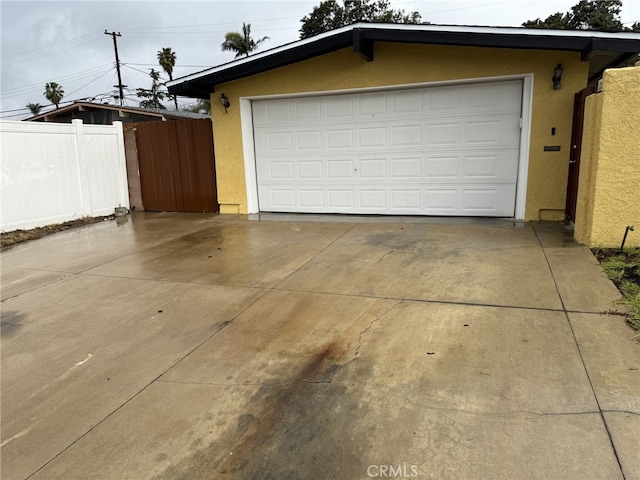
[0,310,26,336]
[153,342,369,480]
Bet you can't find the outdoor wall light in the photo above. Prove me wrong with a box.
[552,63,564,90]
[220,93,230,113]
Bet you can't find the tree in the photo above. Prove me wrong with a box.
[157,47,178,109]
[136,68,170,109]
[44,82,64,109]
[26,103,42,115]
[185,99,211,114]
[299,0,422,39]
[522,0,627,31]
[221,23,269,58]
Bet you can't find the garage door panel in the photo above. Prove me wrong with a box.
[392,91,423,113]
[326,129,355,149]
[258,182,517,216]
[463,152,519,180]
[299,190,323,208]
[360,189,387,209]
[295,99,323,119]
[257,150,518,185]
[358,93,387,116]
[254,80,522,216]
[257,101,292,123]
[424,188,458,212]
[327,160,355,179]
[296,130,323,150]
[465,115,521,145]
[461,185,516,215]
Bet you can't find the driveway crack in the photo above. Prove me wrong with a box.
[398,396,614,417]
[302,300,404,385]
[354,300,404,358]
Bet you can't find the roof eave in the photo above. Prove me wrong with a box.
[168,24,640,97]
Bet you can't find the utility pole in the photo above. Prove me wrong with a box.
[104,30,126,106]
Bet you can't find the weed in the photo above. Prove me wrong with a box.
[600,255,629,281]
[594,247,640,331]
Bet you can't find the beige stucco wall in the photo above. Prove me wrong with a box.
[574,66,640,247]
[211,43,588,218]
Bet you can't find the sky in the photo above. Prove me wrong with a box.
[1,0,639,120]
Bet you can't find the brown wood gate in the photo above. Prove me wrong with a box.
[135,119,217,212]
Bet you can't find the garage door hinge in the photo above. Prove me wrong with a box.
[519,118,524,129]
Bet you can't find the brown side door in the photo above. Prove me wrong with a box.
[565,83,597,222]
[135,119,217,212]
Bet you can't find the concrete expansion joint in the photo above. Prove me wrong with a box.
[0,273,74,302]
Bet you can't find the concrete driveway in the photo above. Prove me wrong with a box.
[1,213,638,480]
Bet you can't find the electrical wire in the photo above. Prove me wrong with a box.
[2,37,104,68]
[64,67,116,98]
[126,62,212,68]
[0,32,102,60]
[1,64,114,97]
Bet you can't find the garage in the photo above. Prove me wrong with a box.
[252,80,523,216]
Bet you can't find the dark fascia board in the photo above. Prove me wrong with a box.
[168,24,640,98]
[171,30,354,98]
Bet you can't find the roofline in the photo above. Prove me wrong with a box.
[25,101,203,121]
[168,22,640,98]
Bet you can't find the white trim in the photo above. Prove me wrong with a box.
[241,74,533,218]
[240,98,259,214]
[168,22,640,87]
[516,75,534,220]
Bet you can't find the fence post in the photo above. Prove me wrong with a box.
[113,121,130,209]
[73,119,92,216]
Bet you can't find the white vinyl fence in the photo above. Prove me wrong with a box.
[1,119,129,232]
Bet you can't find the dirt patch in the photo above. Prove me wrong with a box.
[1,215,116,250]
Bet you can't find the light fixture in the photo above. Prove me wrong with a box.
[219,93,230,113]
[552,63,564,90]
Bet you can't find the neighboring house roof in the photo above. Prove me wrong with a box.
[168,22,640,98]
[25,101,210,122]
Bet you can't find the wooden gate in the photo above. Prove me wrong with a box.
[135,119,217,212]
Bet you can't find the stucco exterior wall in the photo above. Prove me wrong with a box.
[574,66,640,248]
[211,43,588,218]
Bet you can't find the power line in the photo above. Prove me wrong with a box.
[114,14,303,33]
[64,68,116,98]
[0,64,114,98]
[125,62,212,68]
[1,37,103,68]
[0,32,101,60]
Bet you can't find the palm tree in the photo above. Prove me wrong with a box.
[157,47,178,109]
[26,103,42,115]
[221,23,269,59]
[44,82,64,109]
[185,98,211,114]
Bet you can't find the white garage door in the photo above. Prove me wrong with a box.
[253,80,523,216]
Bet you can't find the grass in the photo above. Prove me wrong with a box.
[593,247,640,331]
